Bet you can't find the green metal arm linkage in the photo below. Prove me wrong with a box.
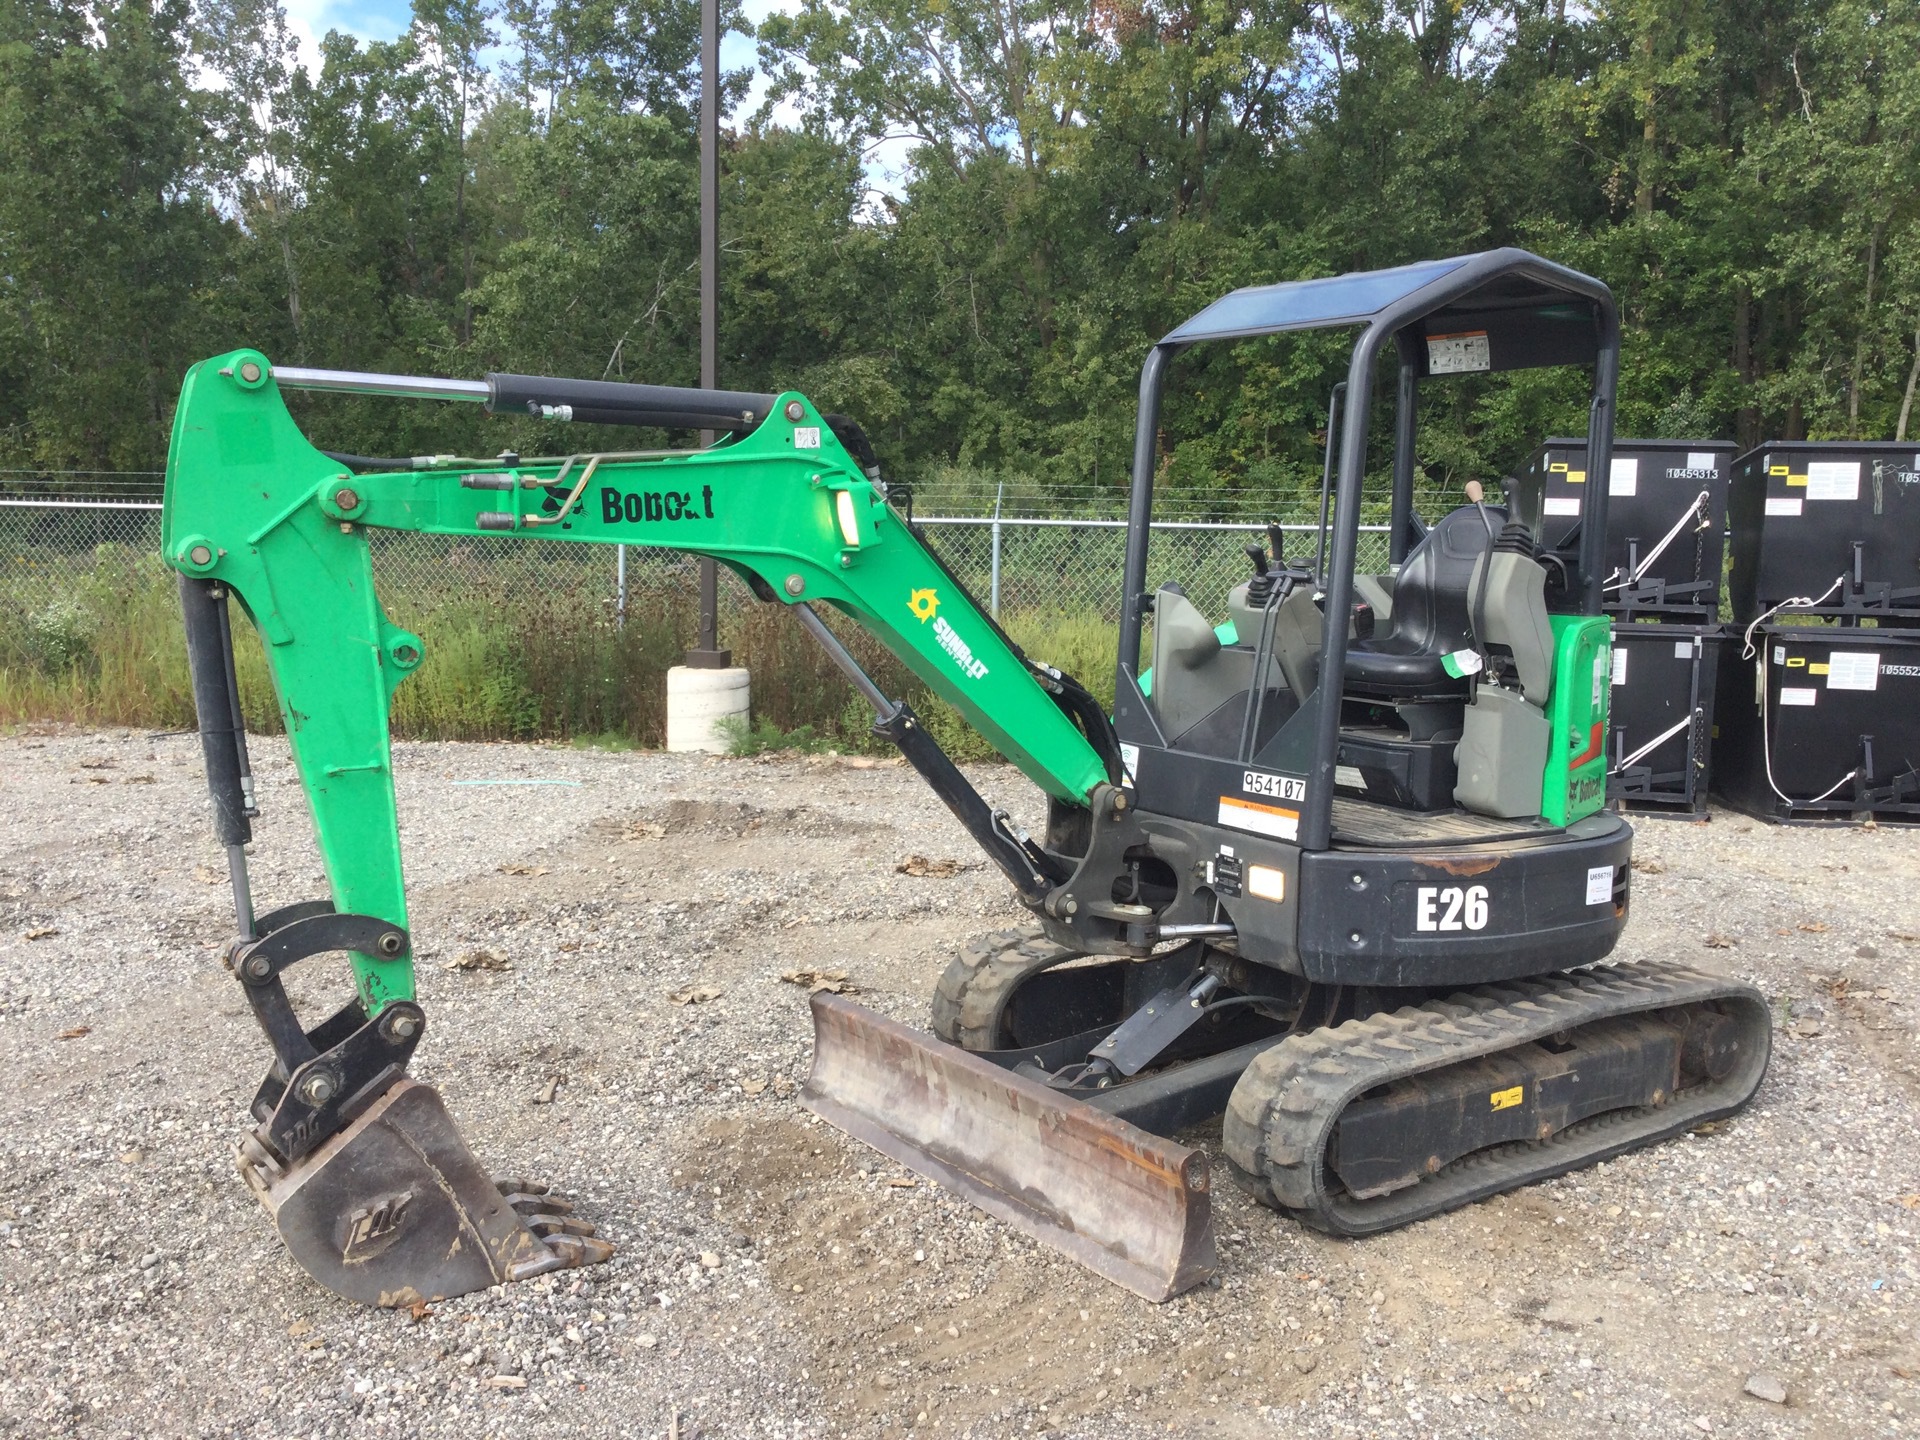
[162,350,1109,1014]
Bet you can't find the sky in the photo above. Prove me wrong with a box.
[277,0,792,121]
[271,0,921,194]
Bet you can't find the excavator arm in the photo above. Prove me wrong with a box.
[164,351,1111,1007]
[161,351,1208,1308]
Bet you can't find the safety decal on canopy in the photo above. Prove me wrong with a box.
[1426,330,1490,375]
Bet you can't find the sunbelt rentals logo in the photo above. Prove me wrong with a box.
[908,587,987,680]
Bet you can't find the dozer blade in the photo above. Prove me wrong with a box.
[802,993,1216,1302]
[238,1078,612,1307]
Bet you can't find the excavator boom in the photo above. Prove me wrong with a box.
[163,351,1215,1306]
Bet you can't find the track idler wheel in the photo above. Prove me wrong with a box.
[238,1079,613,1307]
[931,924,1085,1049]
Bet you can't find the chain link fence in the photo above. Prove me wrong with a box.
[0,479,1392,636]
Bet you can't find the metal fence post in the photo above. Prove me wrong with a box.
[615,544,628,628]
[989,482,1004,618]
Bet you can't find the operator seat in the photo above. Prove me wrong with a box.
[1337,505,1499,699]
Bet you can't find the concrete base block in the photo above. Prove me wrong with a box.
[666,666,750,753]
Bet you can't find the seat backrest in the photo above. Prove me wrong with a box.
[1381,504,1499,656]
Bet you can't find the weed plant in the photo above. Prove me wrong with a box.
[0,544,1120,765]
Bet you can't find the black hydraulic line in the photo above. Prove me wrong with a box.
[823,414,882,480]
[178,576,257,935]
[212,586,259,821]
[322,451,416,471]
[788,603,1064,904]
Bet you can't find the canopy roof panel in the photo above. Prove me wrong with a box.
[1159,249,1613,374]
[1164,258,1470,343]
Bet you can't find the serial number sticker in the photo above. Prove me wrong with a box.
[1779,687,1817,706]
[1242,769,1307,802]
[1765,497,1803,517]
[1426,330,1490,374]
[1489,1085,1525,1112]
[1217,795,1299,842]
[1585,865,1614,906]
[1543,496,1582,516]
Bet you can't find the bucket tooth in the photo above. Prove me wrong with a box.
[238,1078,612,1306]
[802,992,1216,1302]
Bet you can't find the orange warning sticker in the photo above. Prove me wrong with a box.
[1217,795,1300,842]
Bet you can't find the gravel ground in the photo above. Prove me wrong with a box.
[1,725,1917,1440]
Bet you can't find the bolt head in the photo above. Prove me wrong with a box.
[297,1072,337,1107]
[238,360,263,383]
[333,487,360,511]
[784,574,806,596]
[784,400,805,422]
[385,1012,420,1040]
[187,544,213,567]
[244,955,271,980]
[376,930,405,957]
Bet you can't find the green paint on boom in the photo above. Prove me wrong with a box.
[161,349,1108,1013]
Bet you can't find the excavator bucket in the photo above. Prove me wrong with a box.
[802,993,1217,1302]
[237,1079,612,1307]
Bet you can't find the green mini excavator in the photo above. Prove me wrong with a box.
[164,249,1769,1306]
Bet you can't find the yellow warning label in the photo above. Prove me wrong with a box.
[1809,663,1830,675]
[1787,656,1807,667]
[1490,1085,1524,1111]
[1566,470,1586,484]
[1770,465,1790,475]
[1786,475,1808,487]
[1550,462,1569,472]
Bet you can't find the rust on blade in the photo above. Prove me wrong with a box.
[802,992,1217,1302]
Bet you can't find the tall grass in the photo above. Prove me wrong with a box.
[0,545,1120,763]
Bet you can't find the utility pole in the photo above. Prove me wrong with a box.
[666,0,748,749]
[689,0,730,670]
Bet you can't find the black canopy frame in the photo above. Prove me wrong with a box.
[1117,248,1621,851]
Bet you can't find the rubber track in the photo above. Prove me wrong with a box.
[1221,959,1772,1236]
[930,924,1079,1049]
